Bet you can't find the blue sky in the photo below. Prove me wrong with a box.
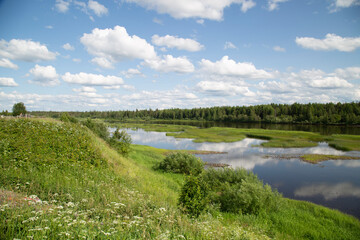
[0,0,359,111]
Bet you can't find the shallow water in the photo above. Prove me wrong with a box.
[122,128,360,219]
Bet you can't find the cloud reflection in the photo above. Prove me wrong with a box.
[294,182,360,200]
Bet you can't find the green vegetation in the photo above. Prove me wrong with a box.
[115,122,360,151]
[178,175,208,217]
[300,154,360,163]
[31,102,360,124]
[12,102,27,116]
[154,152,204,175]
[1,118,360,239]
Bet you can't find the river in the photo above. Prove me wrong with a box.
[123,128,360,219]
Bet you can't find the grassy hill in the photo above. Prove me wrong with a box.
[1,118,359,239]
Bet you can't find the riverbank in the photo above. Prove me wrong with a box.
[1,118,360,239]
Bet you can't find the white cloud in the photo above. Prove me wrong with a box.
[153,18,163,25]
[144,55,195,73]
[62,43,74,51]
[90,57,114,69]
[267,0,288,11]
[199,56,274,79]
[196,19,205,24]
[87,0,108,16]
[196,81,255,96]
[0,77,18,87]
[224,41,237,50]
[72,58,81,63]
[55,0,70,13]
[81,26,157,64]
[121,68,145,78]
[273,46,286,52]
[73,86,97,93]
[28,65,59,86]
[0,39,57,62]
[0,58,18,70]
[45,25,53,29]
[296,33,360,52]
[334,67,360,80]
[124,0,256,20]
[308,76,353,88]
[330,0,360,12]
[62,72,124,86]
[152,35,204,52]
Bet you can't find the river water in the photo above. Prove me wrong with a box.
[124,128,360,219]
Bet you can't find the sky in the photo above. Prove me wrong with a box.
[0,0,359,111]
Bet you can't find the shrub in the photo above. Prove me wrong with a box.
[178,175,208,217]
[109,128,132,156]
[60,112,78,124]
[82,118,109,140]
[203,168,281,215]
[154,152,204,175]
[12,102,26,116]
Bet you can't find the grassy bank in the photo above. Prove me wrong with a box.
[115,122,360,151]
[1,118,360,239]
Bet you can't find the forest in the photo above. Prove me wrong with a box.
[25,102,360,124]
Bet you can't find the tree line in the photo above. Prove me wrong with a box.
[27,102,360,125]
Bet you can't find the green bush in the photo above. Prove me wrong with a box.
[60,112,78,124]
[154,152,204,175]
[203,168,281,215]
[178,175,208,217]
[82,118,109,140]
[109,128,132,156]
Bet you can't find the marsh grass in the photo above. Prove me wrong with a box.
[300,154,360,163]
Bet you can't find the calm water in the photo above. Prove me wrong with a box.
[123,128,360,219]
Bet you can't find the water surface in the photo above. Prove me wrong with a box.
[124,128,360,219]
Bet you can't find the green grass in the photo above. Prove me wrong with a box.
[1,118,360,239]
[300,154,360,164]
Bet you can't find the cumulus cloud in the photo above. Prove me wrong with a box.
[121,68,145,78]
[273,46,285,52]
[296,33,360,52]
[124,0,256,20]
[87,0,108,16]
[81,26,157,64]
[224,41,237,50]
[144,55,195,73]
[55,0,70,13]
[199,56,274,79]
[0,39,57,62]
[0,58,18,70]
[292,69,353,89]
[0,77,18,87]
[267,0,288,11]
[28,65,59,86]
[330,0,360,12]
[90,57,114,69]
[62,72,124,86]
[196,81,255,96]
[152,35,204,52]
[62,43,74,51]
[72,86,97,93]
[334,67,360,80]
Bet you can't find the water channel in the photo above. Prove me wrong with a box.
[123,128,360,219]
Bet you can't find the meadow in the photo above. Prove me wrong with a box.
[1,118,360,239]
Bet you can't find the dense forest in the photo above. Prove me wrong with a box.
[23,102,360,125]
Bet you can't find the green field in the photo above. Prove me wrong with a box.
[1,118,360,239]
